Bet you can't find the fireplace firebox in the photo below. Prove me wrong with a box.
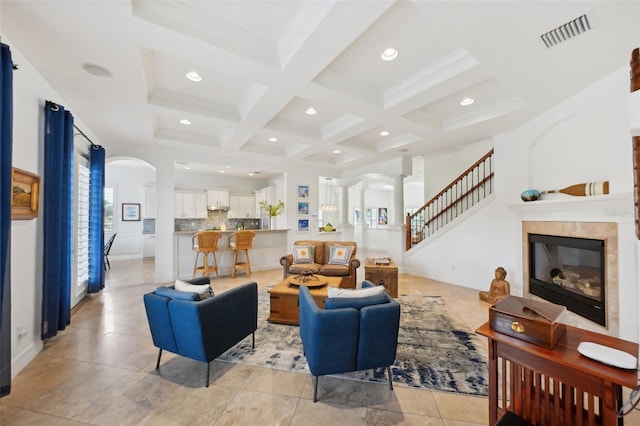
[528,233,605,326]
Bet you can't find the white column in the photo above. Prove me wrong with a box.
[392,174,405,228]
[154,158,176,282]
[340,184,349,227]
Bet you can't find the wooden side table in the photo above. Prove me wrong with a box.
[364,258,398,297]
[476,322,638,426]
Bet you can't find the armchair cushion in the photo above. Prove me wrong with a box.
[155,286,200,301]
[327,245,354,265]
[324,293,388,310]
[327,285,385,298]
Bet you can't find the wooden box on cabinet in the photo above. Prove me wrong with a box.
[364,258,398,297]
[489,295,566,349]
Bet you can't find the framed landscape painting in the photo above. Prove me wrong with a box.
[11,167,40,220]
[122,203,141,221]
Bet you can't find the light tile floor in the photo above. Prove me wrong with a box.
[0,257,586,426]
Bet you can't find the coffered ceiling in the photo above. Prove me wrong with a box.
[2,1,638,179]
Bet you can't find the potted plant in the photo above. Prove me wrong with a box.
[259,200,285,229]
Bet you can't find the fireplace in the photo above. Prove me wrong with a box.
[528,233,605,326]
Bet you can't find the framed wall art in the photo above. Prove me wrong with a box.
[297,184,309,198]
[298,218,309,232]
[298,201,309,215]
[378,207,388,225]
[11,167,40,220]
[122,203,141,221]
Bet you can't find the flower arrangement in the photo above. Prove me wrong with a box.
[259,200,285,217]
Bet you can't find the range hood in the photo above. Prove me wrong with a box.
[207,205,229,211]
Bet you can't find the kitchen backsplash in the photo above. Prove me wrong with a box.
[174,210,262,231]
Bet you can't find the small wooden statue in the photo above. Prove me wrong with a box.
[479,266,511,304]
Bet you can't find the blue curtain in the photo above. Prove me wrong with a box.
[88,145,105,293]
[0,43,14,398]
[42,101,74,339]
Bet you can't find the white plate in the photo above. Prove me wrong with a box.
[577,342,638,370]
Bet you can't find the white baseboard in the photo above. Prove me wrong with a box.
[12,339,43,379]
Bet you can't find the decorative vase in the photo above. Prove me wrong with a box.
[520,189,540,202]
[271,216,276,230]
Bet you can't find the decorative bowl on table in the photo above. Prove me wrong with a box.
[287,269,325,287]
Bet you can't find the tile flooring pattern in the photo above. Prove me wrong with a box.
[1,259,638,425]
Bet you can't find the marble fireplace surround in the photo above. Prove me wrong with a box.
[511,193,637,341]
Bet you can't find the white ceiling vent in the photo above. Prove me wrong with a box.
[540,14,591,48]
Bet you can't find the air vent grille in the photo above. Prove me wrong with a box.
[540,14,591,48]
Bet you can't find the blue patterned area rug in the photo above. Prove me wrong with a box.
[217,287,488,396]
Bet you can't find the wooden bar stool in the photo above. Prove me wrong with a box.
[192,231,222,278]
[228,230,256,278]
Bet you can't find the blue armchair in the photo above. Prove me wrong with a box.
[143,279,258,387]
[299,281,400,402]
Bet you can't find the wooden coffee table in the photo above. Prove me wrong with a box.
[267,275,342,325]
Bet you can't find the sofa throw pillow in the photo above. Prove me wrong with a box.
[175,279,214,299]
[292,245,314,264]
[327,245,354,265]
[325,293,388,310]
[327,285,386,298]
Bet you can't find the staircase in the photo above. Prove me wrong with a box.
[405,149,494,250]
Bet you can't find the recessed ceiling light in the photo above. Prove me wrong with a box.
[81,63,112,77]
[269,137,278,142]
[305,107,317,115]
[219,170,225,173]
[179,119,191,125]
[379,130,390,136]
[380,48,398,61]
[248,173,254,176]
[186,71,202,82]
[332,150,341,154]
[460,97,474,106]
[184,166,191,170]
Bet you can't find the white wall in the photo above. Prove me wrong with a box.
[105,161,155,258]
[407,66,634,298]
[424,139,494,200]
[7,39,99,376]
[174,170,271,193]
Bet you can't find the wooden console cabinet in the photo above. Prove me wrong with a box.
[476,322,638,426]
[364,258,398,297]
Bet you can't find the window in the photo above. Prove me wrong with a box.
[104,187,114,233]
[76,165,89,286]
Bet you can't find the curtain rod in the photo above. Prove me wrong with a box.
[73,124,98,148]
[45,100,98,149]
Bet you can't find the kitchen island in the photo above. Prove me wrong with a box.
[173,229,289,279]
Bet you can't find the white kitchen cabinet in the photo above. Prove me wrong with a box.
[144,186,156,219]
[207,189,230,208]
[175,190,207,218]
[230,194,256,218]
[255,187,272,218]
[194,192,207,218]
